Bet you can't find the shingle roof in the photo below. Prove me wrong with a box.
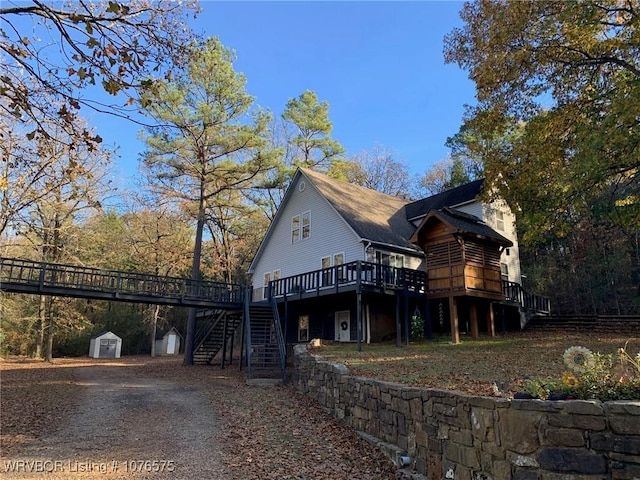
[301,168,422,253]
[404,179,484,221]
[410,207,513,247]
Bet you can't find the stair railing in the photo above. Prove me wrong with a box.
[503,281,551,315]
[244,288,253,379]
[270,299,287,382]
[193,310,225,353]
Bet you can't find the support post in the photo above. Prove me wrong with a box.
[229,323,235,365]
[404,291,409,346]
[449,295,460,344]
[425,295,433,340]
[221,312,228,369]
[239,314,245,371]
[356,261,362,352]
[487,302,496,337]
[396,294,401,347]
[470,302,479,340]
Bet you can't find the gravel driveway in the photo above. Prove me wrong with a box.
[1,357,400,480]
[3,363,225,479]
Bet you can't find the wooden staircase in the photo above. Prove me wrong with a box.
[503,281,551,326]
[245,302,286,381]
[193,309,243,365]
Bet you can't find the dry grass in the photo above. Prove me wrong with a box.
[308,330,640,397]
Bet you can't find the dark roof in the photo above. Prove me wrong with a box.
[302,168,422,253]
[410,207,513,247]
[404,179,484,221]
[91,330,119,339]
[155,326,183,340]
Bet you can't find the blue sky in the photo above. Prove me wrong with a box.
[101,1,475,186]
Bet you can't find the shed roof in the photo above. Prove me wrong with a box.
[90,330,121,340]
[155,326,183,341]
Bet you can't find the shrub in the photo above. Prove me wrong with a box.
[519,344,640,401]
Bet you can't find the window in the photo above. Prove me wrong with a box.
[500,263,509,282]
[376,251,404,285]
[302,211,310,239]
[263,272,271,299]
[334,253,345,281]
[496,211,505,231]
[291,212,310,243]
[291,215,300,243]
[321,256,332,286]
[272,270,281,296]
[376,251,404,268]
[298,315,309,342]
[263,270,281,298]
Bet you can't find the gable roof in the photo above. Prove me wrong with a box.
[91,330,121,340]
[410,207,513,247]
[301,168,421,253]
[155,326,183,340]
[404,179,484,222]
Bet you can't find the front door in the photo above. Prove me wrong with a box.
[335,311,351,342]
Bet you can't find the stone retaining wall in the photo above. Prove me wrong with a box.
[293,345,640,480]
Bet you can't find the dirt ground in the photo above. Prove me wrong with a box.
[0,356,402,480]
[1,330,638,479]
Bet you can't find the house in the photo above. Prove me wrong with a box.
[89,331,122,358]
[154,327,182,355]
[248,168,547,347]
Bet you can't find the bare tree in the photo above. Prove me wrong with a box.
[1,0,200,150]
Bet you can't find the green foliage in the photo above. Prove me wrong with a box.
[573,349,640,402]
[444,0,640,241]
[445,1,640,315]
[282,90,345,170]
[410,314,424,341]
[519,345,640,401]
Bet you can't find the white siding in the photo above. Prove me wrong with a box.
[251,174,364,290]
[482,201,522,284]
[455,201,484,219]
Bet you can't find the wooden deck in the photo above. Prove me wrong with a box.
[260,261,427,302]
[0,257,244,309]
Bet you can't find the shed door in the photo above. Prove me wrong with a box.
[99,339,117,358]
[167,334,177,354]
[335,311,350,342]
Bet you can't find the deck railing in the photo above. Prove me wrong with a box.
[264,260,426,301]
[0,257,244,308]
[503,280,551,315]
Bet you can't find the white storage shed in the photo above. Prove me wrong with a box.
[154,327,182,356]
[89,331,122,358]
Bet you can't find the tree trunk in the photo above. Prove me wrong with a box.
[150,304,160,357]
[35,295,46,359]
[44,297,55,362]
[183,196,205,366]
